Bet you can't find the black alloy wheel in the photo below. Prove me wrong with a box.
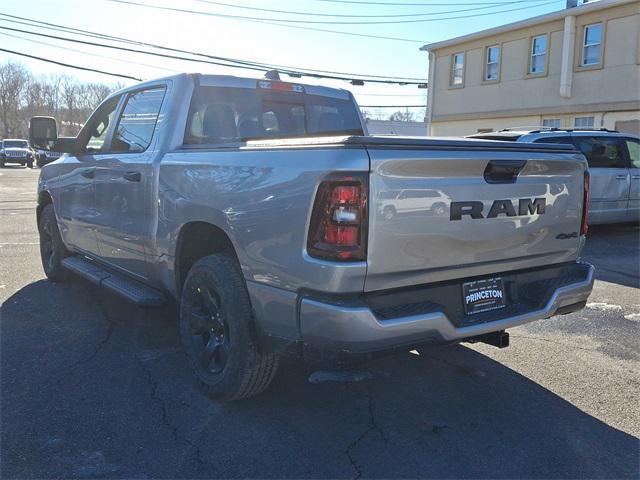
[179,254,280,401]
[38,204,69,282]
[186,284,230,375]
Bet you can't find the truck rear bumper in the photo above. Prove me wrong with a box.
[299,262,594,353]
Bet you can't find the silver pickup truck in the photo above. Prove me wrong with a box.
[30,73,594,401]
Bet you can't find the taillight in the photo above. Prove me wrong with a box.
[307,173,368,261]
[581,170,590,236]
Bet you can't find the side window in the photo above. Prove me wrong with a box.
[529,35,547,74]
[542,118,561,128]
[533,136,573,144]
[625,138,640,168]
[82,96,121,153]
[450,52,464,86]
[484,45,500,81]
[574,136,627,169]
[582,23,602,66]
[112,87,166,153]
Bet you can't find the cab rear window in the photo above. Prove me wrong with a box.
[184,86,363,145]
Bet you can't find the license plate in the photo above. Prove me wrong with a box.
[462,277,506,315]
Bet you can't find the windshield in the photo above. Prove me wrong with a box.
[184,85,364,145]
[3,140,29,149]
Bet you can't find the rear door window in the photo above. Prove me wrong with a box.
[184,85,363,145]
[572,136,627,168]
[624,138,640,168]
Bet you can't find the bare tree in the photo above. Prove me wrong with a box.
[389,109,416,122]
[0,62,121,138]
[0,61,30,137]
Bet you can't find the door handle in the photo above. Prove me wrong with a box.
[615,174,627,180]
[123,171,141,182]
[483,160,527,184]
[81,168,95,179]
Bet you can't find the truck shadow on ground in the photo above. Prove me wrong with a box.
[1,278,638,479]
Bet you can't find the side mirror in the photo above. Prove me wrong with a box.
[29,116,58,149]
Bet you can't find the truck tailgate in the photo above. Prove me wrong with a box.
[363,139,586,292]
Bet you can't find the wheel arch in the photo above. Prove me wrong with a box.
[174,221,241,295]
[36,190,54,226]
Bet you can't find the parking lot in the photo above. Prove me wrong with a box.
[1,166,638,479]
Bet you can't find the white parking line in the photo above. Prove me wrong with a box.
[0,242,39,246]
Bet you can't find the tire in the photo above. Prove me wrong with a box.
[26,159,33,169]
[0,160,5,168]
[179,254,279,402]
[38,204,69,282]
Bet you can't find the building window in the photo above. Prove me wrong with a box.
[574,116,594,129]
[542,118,561,128]
[485,45,500,81]
[451,52,464,86]
[529,35,547,74]
[582,23,602,66]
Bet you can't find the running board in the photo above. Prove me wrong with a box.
[61,256,166,307]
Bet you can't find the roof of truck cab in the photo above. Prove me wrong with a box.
[109,73,352,100]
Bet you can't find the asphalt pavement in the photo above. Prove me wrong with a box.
[1,166,638,479]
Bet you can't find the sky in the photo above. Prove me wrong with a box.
[0,0,572,117]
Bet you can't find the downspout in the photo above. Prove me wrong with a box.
[560,14,576,98]
[426,51,436,136]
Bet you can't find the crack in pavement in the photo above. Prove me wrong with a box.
[134,355,205,472]
[52,289,117,386]
[342,386,388,479]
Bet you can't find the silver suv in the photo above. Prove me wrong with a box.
[469,128,640,225]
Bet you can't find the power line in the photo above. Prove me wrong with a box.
[314,0,547,5]
[0,31,179,73]
[240,18,424,43]
[0,47,142,81]
[191,0,550,18]
[0,13,426,81]
[107,0,561,25]
[0,24,428,85]
[0,45,426,99]
[0,25,260,72]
